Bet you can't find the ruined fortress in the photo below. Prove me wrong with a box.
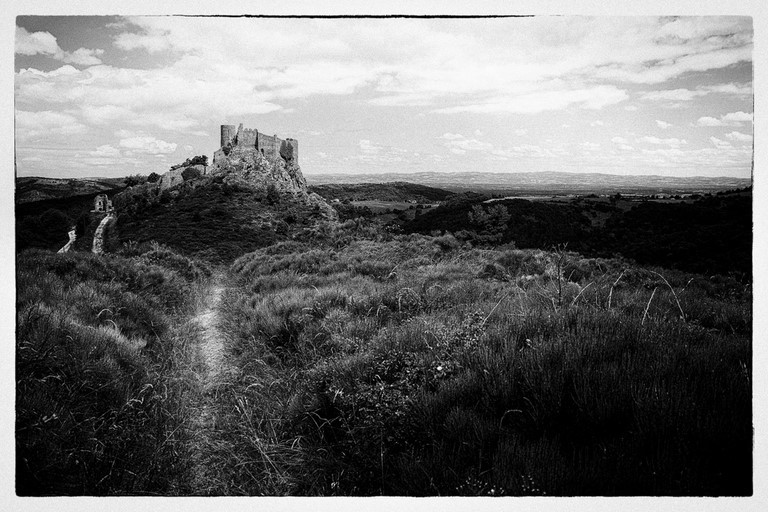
[212,123,298,165]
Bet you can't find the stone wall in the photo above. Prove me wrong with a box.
[240,127,258,148]
[257,132,281,159]
[216,123,298,164]
[280,138,298,162]
[221,125,236,147]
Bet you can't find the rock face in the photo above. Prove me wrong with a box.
[210,136,336,220]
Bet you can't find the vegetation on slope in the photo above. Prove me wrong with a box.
[402,189,752,277]
[115,174,333,264]
[211,222,751,495]
[16,245,211,495]
[310,182,455,203]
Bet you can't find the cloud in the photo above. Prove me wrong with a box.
[359,139,379,155]
[725,131,752,142]
[15,109,87,141]
[16,26,104,66]
[611,136,628,144]
[656,120,672,129]
[90,145,121,158]
[119,135,177,154]
[355,139,408,163]
[513,129,527,136]
[709,136,732,148]
[590,120,604,127]
[696,111,753,127]
[624,105,639,111]
[439,132,494,153]
[640,83,752,102]
[637,136,687,147]
[433,85,628,114]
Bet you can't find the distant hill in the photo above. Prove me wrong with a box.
[402,188,752,277]
[309,182,454,203]
[306,171,751,195]
[16,176,127,204]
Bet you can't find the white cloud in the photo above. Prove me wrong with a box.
[637,136,687,147]
[434,85,628,114]
[513,129,527,136]
[697,116,723,127]
[696,111,753,127]
[590,120,604,127]
[725,131,752,142]
[440,133,494,153]
[723,111,753,123]
[90,145,121,158]
[640,83,751,102]
[15,109,87,142]
[119,135,177,154]
[624,105,639,111]
[611,136,628,144]
[709,136,732,148]
[15,27,104,66]
[656,120,672,129]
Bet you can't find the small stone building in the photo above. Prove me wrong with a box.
[92,194,114,213]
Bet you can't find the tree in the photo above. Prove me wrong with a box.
[147,172,161,183]
[124,174,147,186]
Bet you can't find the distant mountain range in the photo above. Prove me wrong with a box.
[305,171,751,194]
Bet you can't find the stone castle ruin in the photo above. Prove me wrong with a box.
[92,193,113,213]
[213,123,298,165]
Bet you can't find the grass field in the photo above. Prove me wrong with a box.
[15,211,752,496]
[213,226,751,495]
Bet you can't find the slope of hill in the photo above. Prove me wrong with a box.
[114,148,336,263]
[310,182,454,203]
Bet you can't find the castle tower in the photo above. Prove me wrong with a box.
[220,125,236,147]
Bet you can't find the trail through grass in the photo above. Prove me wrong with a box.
[186,271,236,494]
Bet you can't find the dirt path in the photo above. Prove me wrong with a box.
[194,282,227,384]
[187,272,232,494]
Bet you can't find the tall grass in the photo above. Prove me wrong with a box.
[16,247,210,495]
[218,234,751,495]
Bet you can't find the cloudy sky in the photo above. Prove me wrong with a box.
[14,15,753,178]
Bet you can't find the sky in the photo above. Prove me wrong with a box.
[13,15,754,179]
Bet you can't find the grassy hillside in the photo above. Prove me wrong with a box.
[310,182,455,203]
[16,245,211,495]
[209,224,750,495]
[114,175,332,264]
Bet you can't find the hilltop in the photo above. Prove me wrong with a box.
[113,132,335,263]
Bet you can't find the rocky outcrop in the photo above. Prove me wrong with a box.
[210,148,337,220]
